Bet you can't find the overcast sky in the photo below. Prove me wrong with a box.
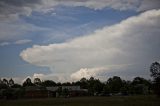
[0,0,160,83]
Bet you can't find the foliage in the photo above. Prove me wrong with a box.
[34,78,41,85]
[107,76,123,93]
[150,62,160,78]
[41,80,56,87]
[0,63,155,99]
[9,78,14,87]
[150,62,160,96]
[11,84,22,88]
[23,78,34,87]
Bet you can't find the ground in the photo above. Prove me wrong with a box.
[0,95,160,106]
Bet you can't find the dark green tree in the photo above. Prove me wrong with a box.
[80,78,88,89]
[150,62,160,96]
[150,62,160,78]
[12,84,22,88]
[23,78,34,87]
[41,80,56,87]
[103,85,111,95]
[107,76,123,93]
[3,79,8,86]
[34,78,41,85]
[9,78,14,87]
[0,78,8,89]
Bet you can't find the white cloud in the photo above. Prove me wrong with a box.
[70,64,133,81]
[0,42,10,46]
[20,9,160,81]
[71,67,108,81]
[14,39,32,45]
[33,73,44,79]
[28,73,71,83]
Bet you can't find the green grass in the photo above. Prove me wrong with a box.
[0,95,160,106]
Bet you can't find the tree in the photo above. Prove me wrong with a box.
[132,77,150,86]
[23,78,34,87]
[107,76,123,93]
[12,84,22,88]
[0,78,8,89]
[34,78,41,85]
[79,78,88,89]
[41,80,56,87]
[0,78,2,84]
[150,62,160,96]
[3,79,8,86]
[103,85,111,95]
[62,82,71,86]
[9,78,14,87]
[150,62,160,78]
[62,88,69,97]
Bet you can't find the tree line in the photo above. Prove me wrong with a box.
[0,61,160,98]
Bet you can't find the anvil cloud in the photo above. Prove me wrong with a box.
[20,9,160,80]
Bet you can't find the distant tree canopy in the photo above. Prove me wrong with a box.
[107,76,123,93]
[23,78,34,87]
[0,75,152,97]
[150,61,160,96]
[34,78,41,85]
[9,78,14,87]
[41,80,56,87]
[3,79,8,86]
[150,62,160,79]
[1,62,158,98]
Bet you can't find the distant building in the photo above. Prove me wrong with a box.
[62,86,80,91]
[24,85,88,98]
[25,86,49,98]
[46,86,88,97]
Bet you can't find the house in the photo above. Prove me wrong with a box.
[46,86,59,97]
[25,86,49,98]
[62,86,80,91]
[46,86,88,97]
[24,85,88,98]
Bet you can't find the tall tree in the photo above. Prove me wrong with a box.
[0,78,2,84]
[34,78,41,85]
[9,78,14,87]
[150,62,160,96]
[150,62,160,78]
[3,79,8,86]
[0,79,8,89]
[107,76,123,93]
[41,80,56,87]
[23,78,34,87]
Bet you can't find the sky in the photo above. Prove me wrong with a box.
[0,0,160,83]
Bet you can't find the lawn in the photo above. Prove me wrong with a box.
[0,95,160,106]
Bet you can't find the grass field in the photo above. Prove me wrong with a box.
[0,95,160,106]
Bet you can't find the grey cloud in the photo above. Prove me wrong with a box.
[0,0,41,7]
[0,0,42,20]
[0,0,160,21]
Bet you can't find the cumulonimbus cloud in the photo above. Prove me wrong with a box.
[20,9,160,81]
